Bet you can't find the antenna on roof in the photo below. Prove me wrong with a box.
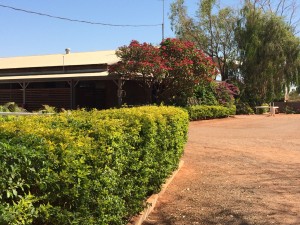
[65,48,71,54]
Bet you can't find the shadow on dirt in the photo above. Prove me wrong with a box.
[143,209,251,225]
[200,209,251,225]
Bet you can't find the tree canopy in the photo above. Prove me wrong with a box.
[109,38,218,106]
[169,0,300,106]
[170,0,239,81]
[236,2,300,105]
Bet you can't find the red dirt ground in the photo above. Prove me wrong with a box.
[143,114,300,225]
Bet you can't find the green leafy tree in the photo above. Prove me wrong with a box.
[244,0,300,34]
[235,2,300,105]
[169,0,300,107]
[109,38,218,106]
[170,0,239,81]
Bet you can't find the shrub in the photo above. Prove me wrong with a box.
[0,102,26,112]
[256,103,269,114]
[0,106,189,225]
[236,102,254,115]
[284,105,297,114]
[192,82,218,106]
[186,105,236,121]
[190,81,239,108]
[36,105,57,114]
[215,82,239,107]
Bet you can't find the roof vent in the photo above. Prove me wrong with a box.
[65,48,71,54]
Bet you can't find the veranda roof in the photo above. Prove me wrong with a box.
[0,71,120,83]
[0,50,119,69]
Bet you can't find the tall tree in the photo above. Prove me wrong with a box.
[235,2,300,105]
[169,0,300,106]
[244,0,300,34]
[170,0,239,81]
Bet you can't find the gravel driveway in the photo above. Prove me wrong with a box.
[143,114,300,225]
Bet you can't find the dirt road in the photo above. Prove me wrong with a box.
[143,114,300,225]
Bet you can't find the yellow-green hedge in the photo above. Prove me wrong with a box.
[0,106,189,225]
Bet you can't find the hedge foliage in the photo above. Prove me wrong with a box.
[186,105,236,121]
[0,106,189,225]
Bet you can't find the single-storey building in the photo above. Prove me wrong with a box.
[0,49,148,111]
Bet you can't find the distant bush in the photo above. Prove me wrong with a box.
[0,102,26,112]
[191,81,240,108]
[0,106,188,225]
[236,102,254,115]
[186,105,236,121]
[36,105,57,114]
[256,103,269,114]
[284,105,300,114]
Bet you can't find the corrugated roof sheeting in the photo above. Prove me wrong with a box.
[0,71,116,83]
[0,50,119,69]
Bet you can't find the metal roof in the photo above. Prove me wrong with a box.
[0,50,119,69]
[0,71,119,83]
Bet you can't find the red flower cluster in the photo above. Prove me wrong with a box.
[109,38,218,103]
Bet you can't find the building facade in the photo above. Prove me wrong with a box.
[0,50,147,111]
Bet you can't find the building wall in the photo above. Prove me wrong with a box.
[274,101,300,113]
[76,80,118,110]
[26,88,70,111]
[0,64,112,111]
[0,86,23,106]
[0,80,147,111]
[122,80,151,106]
[0,82,71,111]
[0,57,157,111]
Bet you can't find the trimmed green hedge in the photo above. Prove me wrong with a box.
[186,105,236,121]
[0,106,189,225]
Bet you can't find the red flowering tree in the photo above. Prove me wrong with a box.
[109,38,218,106]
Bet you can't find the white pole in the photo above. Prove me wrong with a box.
[162,0,165,40]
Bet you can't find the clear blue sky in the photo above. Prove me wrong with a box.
[0,0,297,57]
[0,0,237,57]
